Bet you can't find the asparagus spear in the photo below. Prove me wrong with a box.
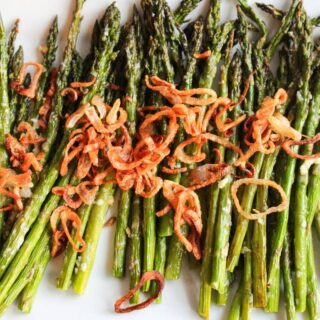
[141,0,172,292]
[127,9,145,305]
[228,285,242,320]
[251,46,287,309]
[0,0,86,278]
[211,48,241,293]
[256,2,320,27]
[163,2,188,72]
[227,0,299,273]
[198,27,234,320]
[282,233,296,320]
[241,224,252,320]
[19,52,83,301]
[56,204,92,290]
[40,0,85,165]
[56,3,120,291]
[0,16,11,240]
[174,0,201,24]
[294,34,320,314]
[0,172,72,304]
[31,16,59,119]
[268,7,313,300]
[18,247,51,313]
[0,228,51,314]
[306,234,320,319]
[165,17,204,281]
[7,19,19,78]
[112,8,143,279]
[72,183,115,294]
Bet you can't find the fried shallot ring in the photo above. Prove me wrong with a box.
[61,87,79,103]
[282,133,320,160]
[194,50,211,59]
[188,163,232,190]
[70,75,96,88]
[161,166,187,174]
[145,75,217,106]
[50,205,86,257]
[231,178,288,220]
[11,62,44,98]
[114,271,164,313]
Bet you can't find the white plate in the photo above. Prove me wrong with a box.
[0,0,319,319]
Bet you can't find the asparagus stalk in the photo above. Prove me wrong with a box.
[228,285,242,320]
[40,0,85,164]
[128,195,142,304]
[294,33,320,313]
[268,7,313,296]
[0,228,51,314]
[0,172,71,304]
[31,16,59,119]
[56,3,120,291]
[306,234,320,319]
[18,246,51,313]
[141,0,172,292]
[282,233,296,320]
[163,2,188,72]
[165,17,204,281]
[72,183,115,293]
[211,49,241,293]
[7,19,19,78]
[174,0,201,24]
[56,204,92,290]
[227,0,299,272]
[241,224,252,320]
[0,16,11,241]
[251,47,287,309]
[0,0,86,278]
[22,53,79,296]
[265,0,300,61]
[112,8,143,279]
[198,27,234,320]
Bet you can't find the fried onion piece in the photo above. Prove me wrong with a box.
[188,163,232,190]
[139,109,178,150]
[282,133,320,160]
[52,185,82,209]
[145,75,217,106]
[161,180,202,259]
[231,178,288,220]
[61,87,79,103]
[38,68,58,129]
[50,205,86,257]
[11,62,44,98]
[70,75,96,88]
[161,166,187,174]
[194,50,211,59]
[0,168,32,211]
[114,271,164,313]
[17,122,46,146]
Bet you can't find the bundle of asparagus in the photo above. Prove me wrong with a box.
[0,0,320,319]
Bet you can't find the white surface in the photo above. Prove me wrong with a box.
[0,0,319,319]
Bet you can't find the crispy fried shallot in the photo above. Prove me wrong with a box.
[194,50,212,59]
[114,271,164,313]
[11,62,44,98]
[70,76,96,88]
[145,75,217,106]
[160,180,202,259]
[0,168,32,211]
[50,205,86,257]
[38,68,58,129]
[282,133,320,159]
[231,178,288,220]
